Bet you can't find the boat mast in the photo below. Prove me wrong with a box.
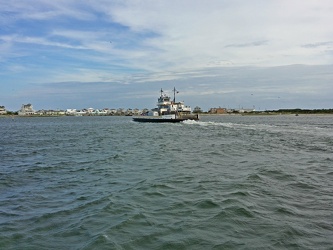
[173,87,178,103]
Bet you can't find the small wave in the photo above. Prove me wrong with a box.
[79,234,119,249]
[287,181,315,190]
[212,210,229,220]
[143,191,166,197]
[77,196,88,201]
[234,207,255,218]
[0,210,21,218]
[212,240,245,249]
[111,212,152,231]
[279,224,307,238]
[195,199,220,209]
[225,190,251,197]
[150,183,175,190]
[221,198,240,205]
[213,205,255,219]
[246,173,263,182]
[275,206,298,216]
[258,168,296,182]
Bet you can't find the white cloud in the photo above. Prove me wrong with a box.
[0,0,95,22]
[97,0,333,68]
[2,0,333,69]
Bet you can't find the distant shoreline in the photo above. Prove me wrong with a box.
[200,113,333,116]
[1,108,333,117]
[2,112,333,118]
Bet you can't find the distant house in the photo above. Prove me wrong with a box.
[193,106,203,113]
[109,109,117,115]
[87,108,94,114]
[66,109,77,115]
[116,108,125,115]
[227,108,255,113]
[238,108,255,113]
[18,104,36,116]
[125,108,133,115]
[36,109,66,116]
[94,109,108,115]
[141,108,149,115]
[0,106,6,115]
[208,107,227,114]
[133,108,141,115]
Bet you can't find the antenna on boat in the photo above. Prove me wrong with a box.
[173,87,179,103]
[160,88,164,97]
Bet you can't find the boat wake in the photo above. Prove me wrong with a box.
[182,119,235,128]
[182,119,333,139]
[181,119,201,125]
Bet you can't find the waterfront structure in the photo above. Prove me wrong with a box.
[193,106,203,113]
[208,107,227,114]
[18,104,36,116]
[226,108,255,113]
[0,106,6,115]
[132,108,141,115]
[36,109,66,116]
[66,109,77,115]
[109,109,117,115]
[238,108,256,113]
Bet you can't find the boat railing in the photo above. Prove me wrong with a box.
[177,113,199,120]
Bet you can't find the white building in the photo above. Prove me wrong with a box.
[18,104,35,116]
[66,109,77,115]
[0,106,6,115]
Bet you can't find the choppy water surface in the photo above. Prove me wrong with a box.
[1,115,332,249]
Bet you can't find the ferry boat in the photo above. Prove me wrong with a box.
[133,88,199,123]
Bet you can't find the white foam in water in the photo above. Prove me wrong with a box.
[182,119,247,129]
[182,119,232,127]
[181,119,199,125]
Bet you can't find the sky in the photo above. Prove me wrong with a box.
[1,0,333,111]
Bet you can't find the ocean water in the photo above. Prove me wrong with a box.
[0,115,332,249]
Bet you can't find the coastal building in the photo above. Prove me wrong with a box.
[117,108,125,115]
[0,106,6,115]
[66,109,77,115]
[76,110,87,116]
[87,108,94,114]
[133,108,141,115]
[208,107,227,114]
[108,109,117,115]
[193,106,203,113]
[36,109,66,116]
[18,104,36,116]
[238,108,255,113]
[93,109,108,115]
[125,108,133,115]
[226,108,255,113]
